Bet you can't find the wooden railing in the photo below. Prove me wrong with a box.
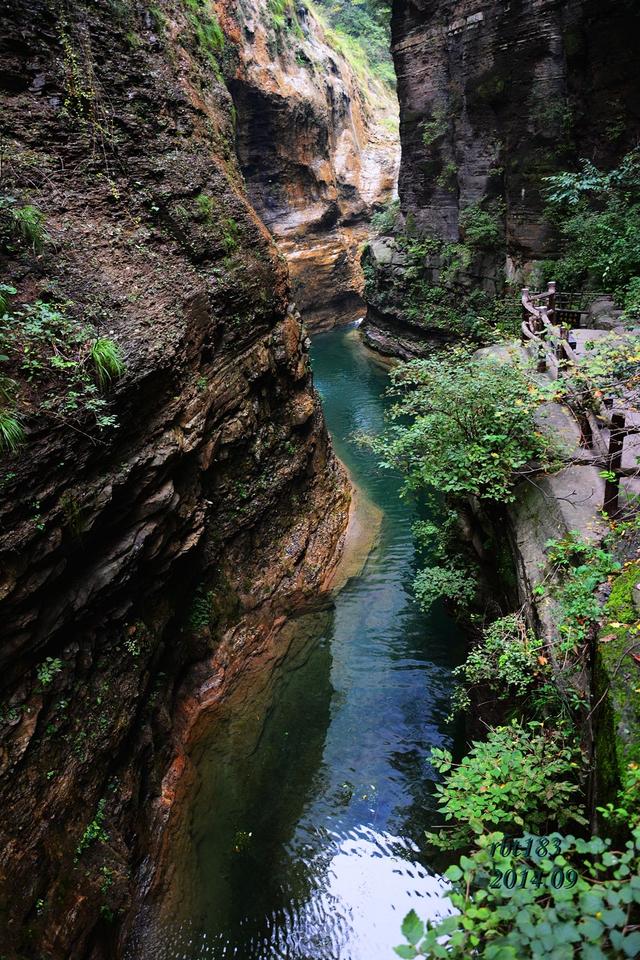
[521,282,581,377]
[520,283,636,517]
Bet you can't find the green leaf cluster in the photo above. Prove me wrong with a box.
[426,721,586,850]
[76,797,109,857]
[0,297,124,454]
[540,148,640,304]
[542,532,621,654]
[451,613,547,714]
[459,201,504,250]
[36,657,63,687]
[396,828,640,959]
[0,196,49,254]
[374,350,549,504]
[182,0,224,62]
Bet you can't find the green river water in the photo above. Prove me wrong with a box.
[135,324,465,960]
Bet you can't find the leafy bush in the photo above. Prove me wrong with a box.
[195,191,215,220]
[413,564,475,611]
[76,797,109,857]
[459,201,504,250]
[421,106,448,146]
[426,721,586,851]
[36,657,63,687]
[0,300,123,437]
[269,0,301,33]
[557,333,640,410]
[540,148,640,302]
[539,533,620,654]
[452,614,547,713]
[622,276,640,322]
[182,0,224,69]
[373,350,549,503]
[371,198,400,234]
[396,827,640,959]
[0,283,16,314]
[12,204,49,252]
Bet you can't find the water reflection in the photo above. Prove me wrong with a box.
[133,326,464,959]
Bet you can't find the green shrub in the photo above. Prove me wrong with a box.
[195,191,215,220]
[413,564,475,611]
[371,198,400,234]
[90,338,124,388]
[188,587,216,631]
[0,283,16,315]
[622,276,640,322]
[426,721,586,851]
[12,204,49,252]
[541,148,640,301]
[373,350,549,503]
[421,106,448,146]
[452,614,546,713]
[436,159,458,190]
[269,0,295,31]
[182,0,224,68]
[0,197,49,254]
[76,797,109,857]
[0,300,121,433]
[396,827,640,959]
[221,216,240,254]
[459,201,503,249]
[539,533,620,654]
[36,657,63,687]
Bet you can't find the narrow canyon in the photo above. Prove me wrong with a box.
[1,2,640,959]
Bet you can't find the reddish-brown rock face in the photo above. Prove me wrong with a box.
[0,2,349,956]
[392,0,640,277]
[217,0,400,330]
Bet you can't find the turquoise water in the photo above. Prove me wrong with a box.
[137,325,465,960]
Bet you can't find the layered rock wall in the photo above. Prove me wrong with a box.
[217,0,399,330]
[392,0,640,275]
[0,2,348,956]
[363,0,640,356]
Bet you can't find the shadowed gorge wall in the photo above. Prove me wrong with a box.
[393,0,640,271]
[0,2,349,956]
[362,0,640,357]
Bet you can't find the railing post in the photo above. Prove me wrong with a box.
[576,410,594,449]
[547,280,556,323]
[522,287,530,327]
[603,411,626,518]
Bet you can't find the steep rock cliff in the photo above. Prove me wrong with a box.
[216,0,399,330]
[0,2,348,957]
[363,0,640,355]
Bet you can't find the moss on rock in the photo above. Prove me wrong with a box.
[594,561,640,813]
